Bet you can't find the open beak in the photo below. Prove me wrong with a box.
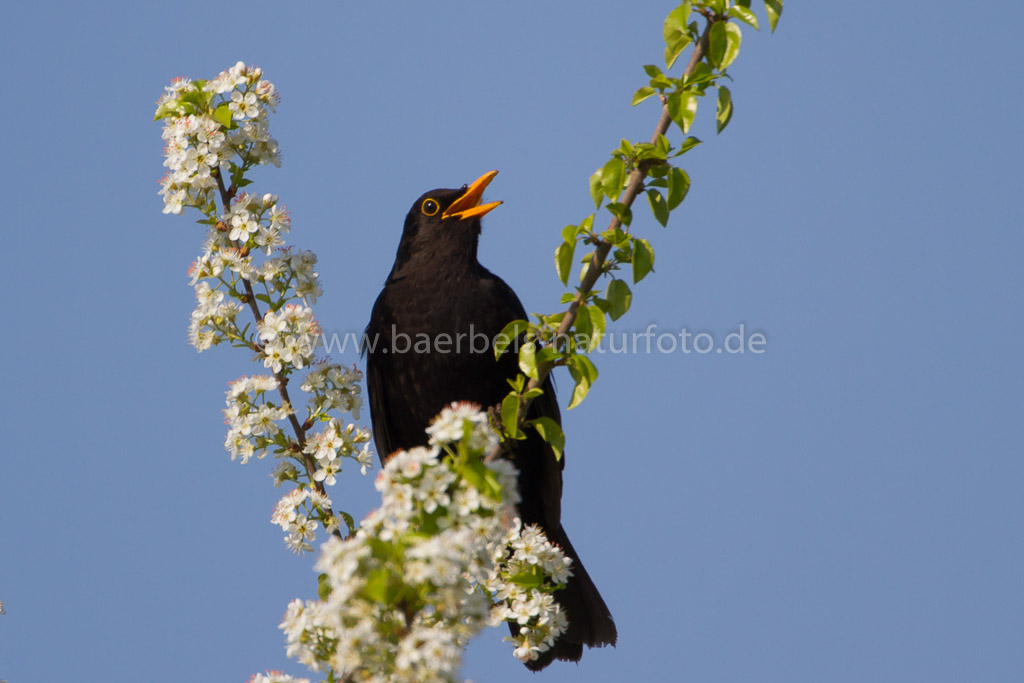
[442,170,503,220]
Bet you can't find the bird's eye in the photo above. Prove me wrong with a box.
[421,198,440,216]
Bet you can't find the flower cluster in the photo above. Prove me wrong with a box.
[186,243,323,356]
[279,405,572,680]
[425,401,499,453]
[257,304,319,374]
[158,64,372,562]
[224,365,372,551]
[259,249,323,303]
[300,363,364,420]
[223,375,290,464]
[224,191,292,255]
[304,418,374,487]
[486,519,572,661]
[189,280,245,352]
[157,61,280,216]
[271,488,333,554]
[246,672,309,683]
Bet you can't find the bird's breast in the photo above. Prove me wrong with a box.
[365,273,524,432]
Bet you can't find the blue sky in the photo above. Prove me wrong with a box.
[2,2,1022,681]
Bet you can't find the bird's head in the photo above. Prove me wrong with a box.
[390,170,503,276]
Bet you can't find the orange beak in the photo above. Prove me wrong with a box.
[442,170,503,221]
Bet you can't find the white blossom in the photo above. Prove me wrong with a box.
[278,406,572,679]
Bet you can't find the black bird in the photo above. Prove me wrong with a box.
[364,171,616,670]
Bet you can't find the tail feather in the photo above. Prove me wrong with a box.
[513,523,617,671]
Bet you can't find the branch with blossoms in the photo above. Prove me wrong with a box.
[156,63,575,679]
[281,406,574,680]
[156,61,373,552]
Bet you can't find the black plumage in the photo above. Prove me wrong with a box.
[363,171,616,670]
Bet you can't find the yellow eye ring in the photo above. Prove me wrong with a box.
[421,198,440,216]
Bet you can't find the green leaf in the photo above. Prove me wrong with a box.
[635,141,667,162]
[339,510,356,536]
[495,319,528,359]
[318,573,332,601]
[663,2,692,43]
[509,566,544,589]
[684,61,715,87]
[678,136,703,156]
[655,133,672,157]
[562,223,580,244]
[579,255,592,284]
[555,241,574,286]
[663,2,693,69]
[606,202,633,227]
[367,538,394,560]
[728,5,760,29]
[518,341,539,380]
[632,86,657,106]
[601,225,629,247]
[764,0,783,33]
[362,569,399,605]
[600,158,626,201]
[589,169,603,208]
[665,36,693,70]
[716,85,734,133]
[587,303,607,351]
[567,355,599,410]
[630,87,655,107]
[501,393,526,439]
[459,459,484,492]
[179,88,213,114]
[648,74,676,90]
[709,20,742,69]
[667,91,698,134]
[481,467,506,501]
[461,459,503,501]
[531,417,565,461]
[153,99,183,121]
[536,344,562,365]
[646,189,669,227]
[606,279,633,321]
[643,64,664,78]
[575,304,593,346]
[633,238,655,283]
[212,103,233,129]
[667,167,691,210]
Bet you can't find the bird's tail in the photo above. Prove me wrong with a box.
[515,522,617,671]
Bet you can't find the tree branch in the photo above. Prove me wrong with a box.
[485,17,716,461]
[214,170,344,539]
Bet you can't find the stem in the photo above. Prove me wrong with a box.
[485,17,716,460]
[214,170,344,539]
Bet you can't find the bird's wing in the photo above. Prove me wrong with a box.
[363,293,396,460]
[527,375,566,528]
[364,345,394,460]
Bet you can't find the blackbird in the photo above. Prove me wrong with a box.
[363,171,616,670]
